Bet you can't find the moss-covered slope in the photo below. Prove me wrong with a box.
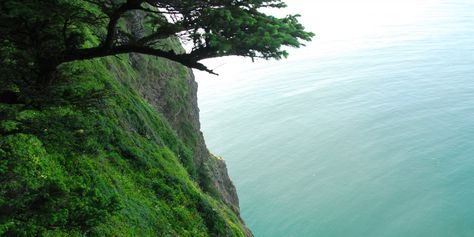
[0,40,251,237]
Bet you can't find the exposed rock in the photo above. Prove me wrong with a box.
[121,13,253,236]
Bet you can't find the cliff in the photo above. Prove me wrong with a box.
[0,17,252,237]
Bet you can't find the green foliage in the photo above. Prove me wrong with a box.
[0,0,313,75]
[0,120,19,133]
[0,133,121,236]
[199,7,314,60]
[0,47,248,237]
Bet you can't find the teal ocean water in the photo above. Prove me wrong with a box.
[195,1,474,236]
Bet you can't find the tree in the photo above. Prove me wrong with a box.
[0,0,313,78]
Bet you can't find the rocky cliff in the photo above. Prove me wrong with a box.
[0,18,252,237]
[132,65,242,213]
[123,51,252,235]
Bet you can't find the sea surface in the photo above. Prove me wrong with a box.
[195,0,474,236]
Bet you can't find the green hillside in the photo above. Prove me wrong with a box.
[0,2,250,235]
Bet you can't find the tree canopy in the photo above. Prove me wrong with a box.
[0,0,314,76]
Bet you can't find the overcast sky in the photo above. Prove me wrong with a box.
[193,0,441,82]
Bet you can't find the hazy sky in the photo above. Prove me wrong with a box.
[194,0,442,81]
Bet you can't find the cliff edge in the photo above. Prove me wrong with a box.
[0,20,252,237]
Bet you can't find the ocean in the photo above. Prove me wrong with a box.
[194,0,474,236]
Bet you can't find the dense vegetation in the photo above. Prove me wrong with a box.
[0,0,312,236]
[0,46,253,236]
[1,0,313,76]
[0,45,252,236]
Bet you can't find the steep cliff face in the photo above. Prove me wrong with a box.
[129,61,241,211]
[0,28,251,237]
[123,13,247,219]
[123,51,250,233]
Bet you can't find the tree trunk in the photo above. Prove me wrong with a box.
[37,59,60,87]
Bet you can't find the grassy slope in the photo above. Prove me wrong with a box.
[0,47,247,236]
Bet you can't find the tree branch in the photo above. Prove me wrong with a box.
[59,45,217,75]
